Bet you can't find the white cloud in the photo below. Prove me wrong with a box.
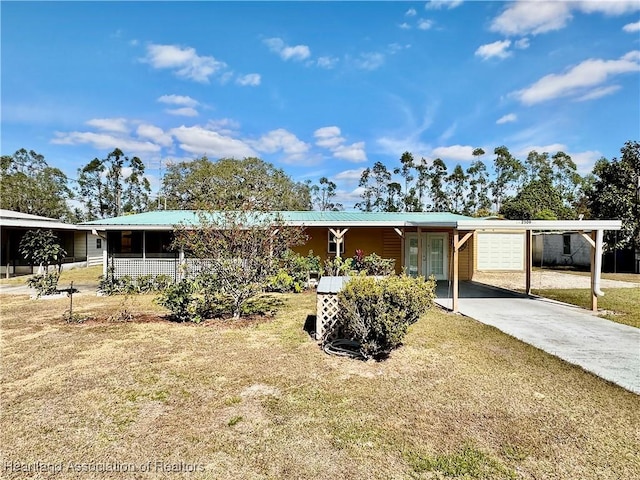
[251,129,310,163]
[578,1,639,16]
[491,1,639,36]
[355,52,385,70]
[169,125,256,158]
[516,143,601,174]
[515,37,530,49]
[51,131,161,153]
[425,0,463,10]
[475,40,512,60]
[165,107,199,117]
[406,8,417,17]
[236,73,261,86]
[136,124,173,147]
[263,37,311,61]
[496,113,517,124]
[85,117,130,133]
[143,43,226,83]
[206,118,241,136]
[317,56,339,69]
[333,142,367,162]
[157,94,199,107]
[431,145,477,161]
[314,126,367,163]
[333,168,366,183]
[574,84,621,101]
[623,20,640,32]
[490,1,572,36]
[314,126,345,149]
[514,51,640,105]
[399,22,411,30]
[417,19,434,30]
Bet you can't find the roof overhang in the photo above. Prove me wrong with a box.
[0,218,80,230]
[456,219,622,231]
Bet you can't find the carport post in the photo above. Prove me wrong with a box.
[525,230,532,295]
[590,231,598,312]
[453,230,459,313]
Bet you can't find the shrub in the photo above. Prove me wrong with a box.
[267,269,297,293]
[334,274,436,359]
[323,256,355,276]
[27,272,61,297]
[98,273,173,296]
[156,279,209,323]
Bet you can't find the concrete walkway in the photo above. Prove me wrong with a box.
[435,282,640,394]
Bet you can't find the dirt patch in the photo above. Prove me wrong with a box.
[474,270,640,291]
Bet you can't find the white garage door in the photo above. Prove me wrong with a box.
[477,233,524,271]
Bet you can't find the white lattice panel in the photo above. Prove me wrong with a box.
[317,293,340,342]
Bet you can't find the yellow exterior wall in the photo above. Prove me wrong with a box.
[293,226,474,280]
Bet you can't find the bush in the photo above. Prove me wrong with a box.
[156,279,209,323]
[98,273,173,296]
[268,250,322,292]
[352,250,396,276]
[27,272,60,297]
[334,274,436,359]
[323,256,355,276]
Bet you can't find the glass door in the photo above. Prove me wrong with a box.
[426,233,448,280]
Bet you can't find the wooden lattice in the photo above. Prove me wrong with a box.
[316,293,340,342]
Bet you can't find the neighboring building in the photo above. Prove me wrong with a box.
[533,232,592,269]
[0,209,103,277]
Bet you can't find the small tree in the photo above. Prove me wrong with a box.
[19,229,67,297]
[18,229,66,274]
[173,210,307,319]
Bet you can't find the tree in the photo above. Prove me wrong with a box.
[465,149,491,216]
[355,162,399,212]
[588,140,640,252]
[427,158,450,212]
[0,149,73,220]
[310,177,343,211]
[162,157,311,211]
[490,146,525,212]
[18,229,66,274]
[77,148,151,220]
[500,179,572,220]
[173,210,307,318]
[395,151,421,211]
[446,164,468,214]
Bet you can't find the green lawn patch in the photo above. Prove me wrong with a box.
[534,287,640,328]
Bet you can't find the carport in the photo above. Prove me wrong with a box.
[434,281,640,394]
[445,219,622,313]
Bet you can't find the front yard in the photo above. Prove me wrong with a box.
[1,291,638,479]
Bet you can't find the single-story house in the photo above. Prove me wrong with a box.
[82,210,622,312]
[0,209,103,277]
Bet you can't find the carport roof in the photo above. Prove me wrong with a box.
[81,210,622,232]
[0,209,78,230]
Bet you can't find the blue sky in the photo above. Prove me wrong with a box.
[2,1,639,209]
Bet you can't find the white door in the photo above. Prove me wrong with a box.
[405,233,448,280]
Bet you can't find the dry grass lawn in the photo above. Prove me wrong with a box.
[1,291,639,479]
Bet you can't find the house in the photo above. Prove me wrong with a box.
[82,210,622,312]
[533,232,639,273]
[0,209,103,277]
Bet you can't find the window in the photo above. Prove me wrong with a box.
[563,234,571,255]
[96,238,102,249]
[328,231,345,254]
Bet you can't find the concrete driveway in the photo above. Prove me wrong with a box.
[435,281,640,394]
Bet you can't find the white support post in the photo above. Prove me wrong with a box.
[329,228,348,259]
[102,249,108,277]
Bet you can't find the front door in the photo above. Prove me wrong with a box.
[405,233,448,280]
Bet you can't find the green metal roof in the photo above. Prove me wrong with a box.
[81,210,474,230]
[80,210,622,232]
